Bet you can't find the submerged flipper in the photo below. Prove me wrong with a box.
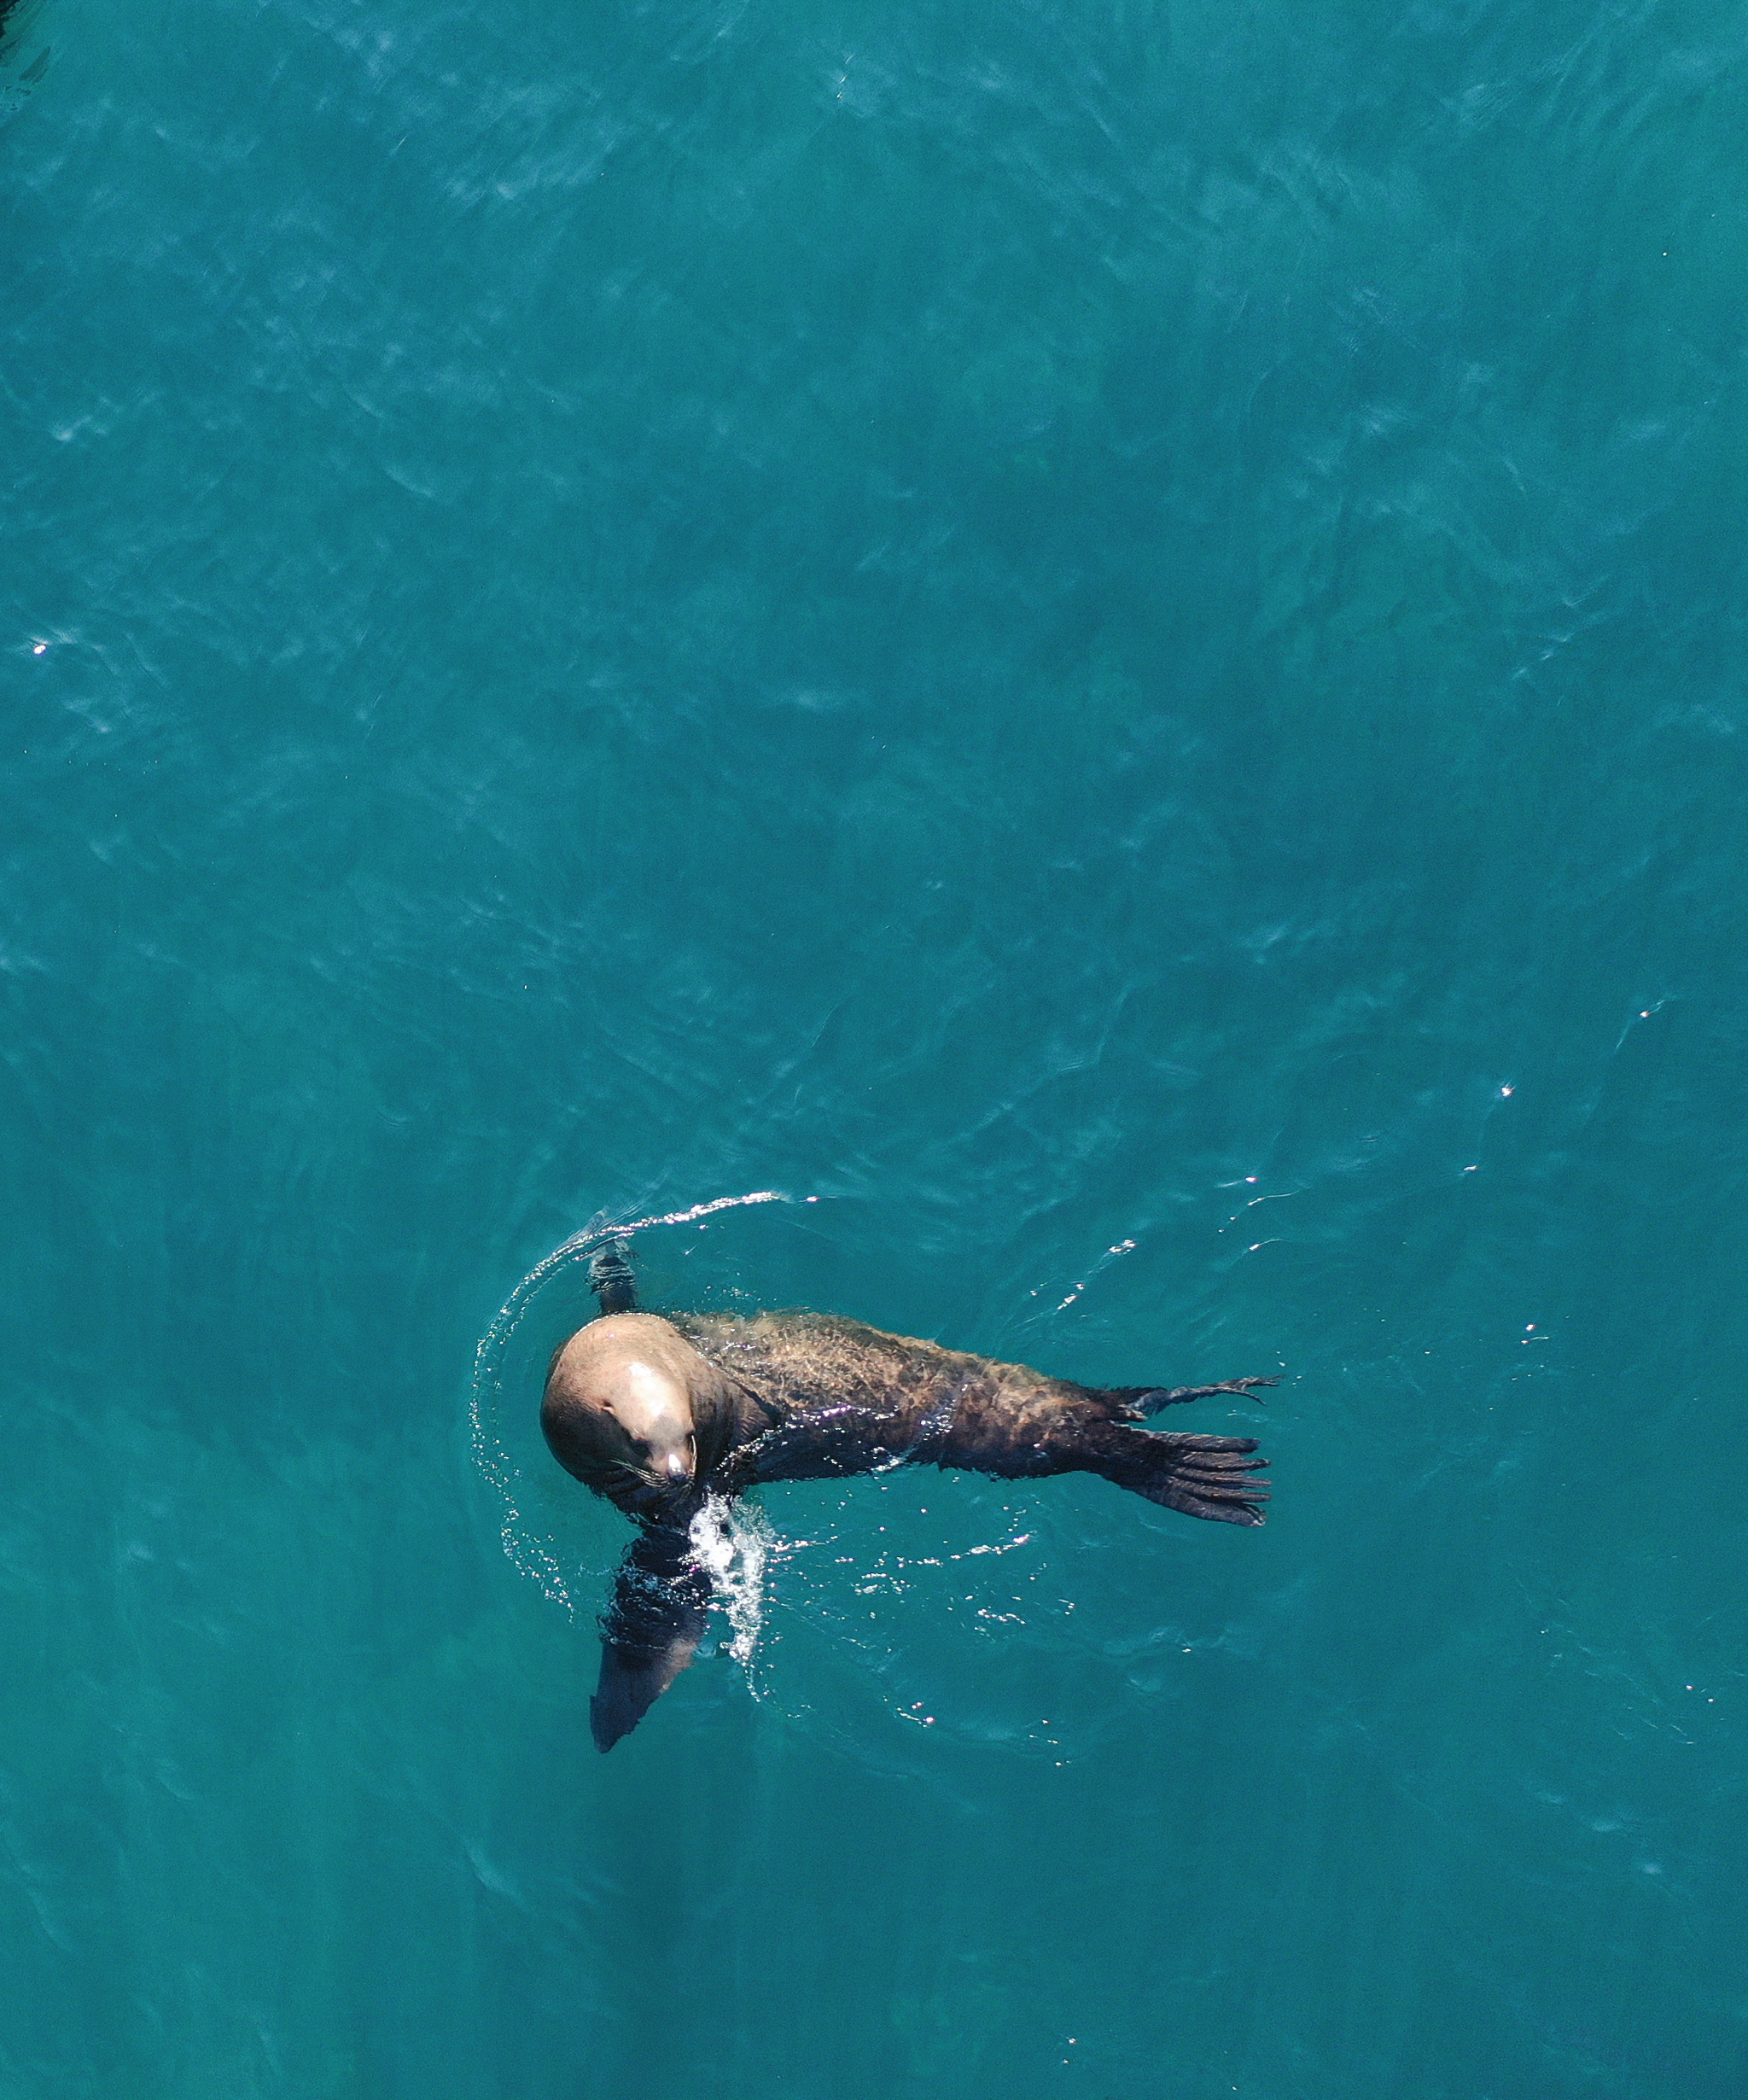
[588,1240,638,1315]
[591,1521,711,1752]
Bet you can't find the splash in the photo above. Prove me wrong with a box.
[688,1492,779,1672]
[1053,1236,1139,1312]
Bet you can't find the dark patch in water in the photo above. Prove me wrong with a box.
[0,0,50,106]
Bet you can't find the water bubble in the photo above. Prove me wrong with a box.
[688,1493,778,1668]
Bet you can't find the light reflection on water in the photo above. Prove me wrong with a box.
[9,0,1748,2089]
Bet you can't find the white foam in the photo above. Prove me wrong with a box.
[689,1492,779,1673]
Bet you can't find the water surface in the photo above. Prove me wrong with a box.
[6,1,1747,2094]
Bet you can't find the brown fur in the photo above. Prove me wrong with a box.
[544,1305,1272,1749]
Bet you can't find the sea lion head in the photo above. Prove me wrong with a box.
[541,1313,730,1516]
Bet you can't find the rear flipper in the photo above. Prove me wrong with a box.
[591,1521,712,1752]
[1104,1376,1276,1419]
[1071,1422,1269,1526]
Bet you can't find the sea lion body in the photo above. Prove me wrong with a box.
[543,1275,1272,1750]
[671,1311,1267,1515]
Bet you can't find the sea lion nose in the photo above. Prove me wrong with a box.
[662,1452,690,1483]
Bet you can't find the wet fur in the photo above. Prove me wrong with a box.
[676,1311,1271,1524]
[545,1295,1272,1749]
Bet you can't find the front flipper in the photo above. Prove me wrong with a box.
[591,1522,712,1752]
[1072,1423,1270,1525]
[587,1239,638,1315]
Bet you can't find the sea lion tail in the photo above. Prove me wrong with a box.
[1075,1423,1269,1527]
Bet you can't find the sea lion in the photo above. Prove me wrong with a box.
[543,1245,1274,1750]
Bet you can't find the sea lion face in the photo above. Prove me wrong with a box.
[600,1357,696,1486]
[542,1314,715,1514]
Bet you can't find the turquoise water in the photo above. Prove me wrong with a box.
[7,0,1748,2091]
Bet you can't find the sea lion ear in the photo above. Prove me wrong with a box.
[590,1525,712,1752]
